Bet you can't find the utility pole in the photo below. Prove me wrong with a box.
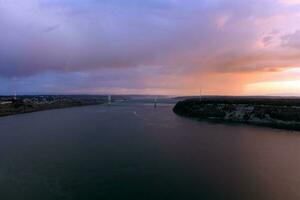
[199,88,202,102]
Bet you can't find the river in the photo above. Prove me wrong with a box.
[0,100,300,200]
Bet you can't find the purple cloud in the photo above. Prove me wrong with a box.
[0,0,300,95]
[281,30,300,48]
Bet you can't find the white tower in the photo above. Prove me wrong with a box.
[108,95,111,105]
[154,96,157,108]
[14,91,17,101]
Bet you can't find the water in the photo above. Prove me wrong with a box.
[0,101,300,200]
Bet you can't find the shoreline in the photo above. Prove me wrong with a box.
[173,97,300,131]
[0,102,105,118]
[0,95,110,118]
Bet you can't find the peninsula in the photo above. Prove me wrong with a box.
[173,97,300,131]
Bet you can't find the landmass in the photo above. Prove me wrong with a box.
[173,97,300,131]
[0,95,118,117]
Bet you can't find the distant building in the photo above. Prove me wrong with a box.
[0,101,12,105]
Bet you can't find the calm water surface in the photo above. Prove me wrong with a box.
[0,102,300,200]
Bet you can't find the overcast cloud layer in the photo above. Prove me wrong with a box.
[1,0,300,95]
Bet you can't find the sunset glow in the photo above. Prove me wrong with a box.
[244,67,300,96]
[246,80,300,96]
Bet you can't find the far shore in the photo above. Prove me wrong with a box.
[0,95,111,118]
[0,102,105,118]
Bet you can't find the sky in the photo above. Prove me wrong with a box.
[0,0,300,96]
